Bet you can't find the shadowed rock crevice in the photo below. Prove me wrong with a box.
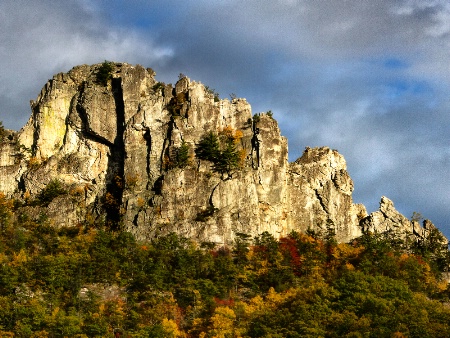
[104,77,126,229]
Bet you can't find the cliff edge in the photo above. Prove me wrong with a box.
[0,62,445,245]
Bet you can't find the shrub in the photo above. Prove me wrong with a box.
[0,121,5,142]
[125,174,139,189]
[176,141,190,168]
[204,86,220,102]
[96,61,114,86]
[152,82,165,92]
[37,179,68,206]
[27,157,41,170]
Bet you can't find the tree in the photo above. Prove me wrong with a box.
[212,140,238,174]
[0,192,12,230]
[36,179,68,206]
[96,61,114,86]
[195,132,220,162]
[0,120,6,142]
[176,141,190,168]
[195,128,243,176]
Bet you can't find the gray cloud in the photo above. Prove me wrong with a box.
[0,0,173,128]
[1,0,449,237]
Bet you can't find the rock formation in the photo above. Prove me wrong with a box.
[0,62,446,245]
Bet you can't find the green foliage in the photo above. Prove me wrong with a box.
[195,132,220,162]
[253,113,261,123]
[0,194,448,337]
[36,179,68,206]
[176,141,190,168]
[152,82,165,92]
[0,192,12,229]
[204,85,220,102]
[0,120,6,142]
[411,211,424,222]
[96,60,114,86]
[195,129,242,176]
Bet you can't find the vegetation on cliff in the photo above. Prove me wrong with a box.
[0,193,449,337]
[96,61,114,86]
[195,127,245,176]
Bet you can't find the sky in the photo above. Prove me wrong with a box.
[1,0,449,238]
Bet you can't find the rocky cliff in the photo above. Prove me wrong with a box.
[0,62,445,245]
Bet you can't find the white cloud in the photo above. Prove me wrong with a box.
[0,0,173,129]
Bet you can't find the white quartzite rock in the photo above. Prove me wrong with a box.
[0,63,446,245]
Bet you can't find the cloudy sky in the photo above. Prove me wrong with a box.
[1,0,449,237]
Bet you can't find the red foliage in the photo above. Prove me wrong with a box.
[279,237,302,276]
[214,297,235,307]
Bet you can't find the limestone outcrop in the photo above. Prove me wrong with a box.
[0,62,446,245]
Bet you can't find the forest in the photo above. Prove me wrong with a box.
[0,192,450,337]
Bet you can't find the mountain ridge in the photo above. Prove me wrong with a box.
[0,62,445,246]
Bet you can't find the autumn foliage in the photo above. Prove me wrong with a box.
[0,193,449,337]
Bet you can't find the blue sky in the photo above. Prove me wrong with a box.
[1,0,449,237]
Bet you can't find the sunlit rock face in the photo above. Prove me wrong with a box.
[0,62,445,245]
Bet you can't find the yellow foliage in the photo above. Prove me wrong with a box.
[437,279,448,292]
[98,302,106,314]
[399,253,410,261]
[23,190,31,202]
[10,249,28,267]
[0,331,14,337]
[266,287,297,307]
[247,295,265,313]
[137,197,146,208]
[162,318,185,337]
[31,330,50,338]
[333,242,364,263]
[27,156,41,169]
[69,185,85,196]
[219,126,244,144]
[210,306,237,338]
[0,192,12,205]
[238,149,247,168]
[266,287,283,305]
[345,263,355,270]
[51,306,60,319]
[125,173,140,188]
[219,126,235,139]
[0,253,8,264]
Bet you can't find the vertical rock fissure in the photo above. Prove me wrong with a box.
[105,77,126,229]
[31,104,40,156]
[161,116,175,171]
[315,189,329,213]
[209,182,220,213]
[251,121,260,168]
[143,127,152,185]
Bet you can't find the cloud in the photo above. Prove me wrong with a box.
[0,0,173,129]
[1,0,449,237]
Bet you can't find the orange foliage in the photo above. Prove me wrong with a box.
[219,126,243,144]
